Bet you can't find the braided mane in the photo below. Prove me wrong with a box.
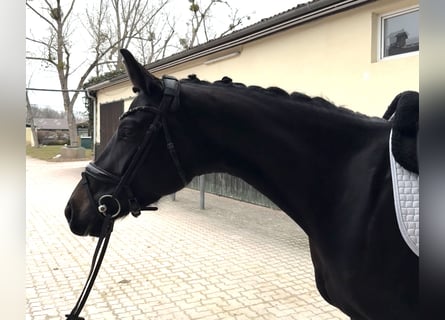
[181,74,375,120]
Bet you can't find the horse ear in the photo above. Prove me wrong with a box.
[120,49,162,95]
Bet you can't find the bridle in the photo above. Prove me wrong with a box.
[84,75,187,218]
[66,76,187,320]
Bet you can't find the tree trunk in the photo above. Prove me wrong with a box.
[67,109,79,147]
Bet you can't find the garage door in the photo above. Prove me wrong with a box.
[96,100,124,158]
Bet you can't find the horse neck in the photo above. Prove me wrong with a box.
[178,82,390,233]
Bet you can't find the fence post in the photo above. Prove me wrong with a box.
[199,175,205,210]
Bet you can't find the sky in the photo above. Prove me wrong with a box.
[26,0,308,113]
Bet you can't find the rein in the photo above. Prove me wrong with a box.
[65,215,114,320]
[65,76,186,319]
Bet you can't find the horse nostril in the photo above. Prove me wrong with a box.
[65,202,73,223]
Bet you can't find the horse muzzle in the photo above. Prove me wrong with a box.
[65,180,104,237]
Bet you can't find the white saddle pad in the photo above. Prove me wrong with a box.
[389,130,419,256]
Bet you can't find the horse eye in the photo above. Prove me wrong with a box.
[118,126,136,140]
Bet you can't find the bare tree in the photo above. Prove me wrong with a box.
[82,0,112,77]
[28,105,65,119]
[133,12,176,64]
[180,0,248,50]
[26,0,248,149]
[26,0,169,147]
[114,0,171,69]
[27,0,101,147]
[83,0,170,73]
[117,0,248,64]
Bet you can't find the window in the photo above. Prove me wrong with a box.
[380,8,419,59]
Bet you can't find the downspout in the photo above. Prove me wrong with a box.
[86,89,97,160]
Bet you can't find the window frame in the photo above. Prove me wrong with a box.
[379,6,419,61]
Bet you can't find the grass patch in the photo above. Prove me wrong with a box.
[26,145,93,161]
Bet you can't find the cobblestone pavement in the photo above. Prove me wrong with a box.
[26,157,348,320]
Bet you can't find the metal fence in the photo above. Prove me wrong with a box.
[187,173,278,209]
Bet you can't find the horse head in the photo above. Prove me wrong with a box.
[65,49,192,236]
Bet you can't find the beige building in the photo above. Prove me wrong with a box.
[87,0,419,155]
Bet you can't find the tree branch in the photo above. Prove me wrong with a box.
[26,36,52,48]
[26,56,58,67]
[62,0,76,26]
[26,1,57,31]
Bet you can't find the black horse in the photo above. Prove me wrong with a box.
[65,49,418,319]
